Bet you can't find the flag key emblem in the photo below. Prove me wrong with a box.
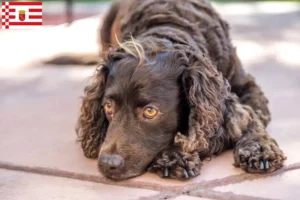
[18,10,26,21]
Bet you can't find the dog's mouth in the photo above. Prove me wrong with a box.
[104,172,141,180]
[98,160,146,180]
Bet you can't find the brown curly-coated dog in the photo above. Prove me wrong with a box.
[73,0,287,180]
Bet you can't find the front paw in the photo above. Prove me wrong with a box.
[234,138,286,173]
[148,150,202,180]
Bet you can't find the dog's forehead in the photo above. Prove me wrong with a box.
[105,58,180,102]
[108,56,176,85]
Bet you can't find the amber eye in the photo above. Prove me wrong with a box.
[143,107,158,119]
[104,102,113,114]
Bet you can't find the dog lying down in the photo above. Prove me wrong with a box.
[46,0,286,180]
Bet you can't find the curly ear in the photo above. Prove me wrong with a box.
[175,55,227,156]
[76,65,109,159]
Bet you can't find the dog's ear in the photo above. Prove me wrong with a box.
[76,65,110,159]
[177,55,225,154]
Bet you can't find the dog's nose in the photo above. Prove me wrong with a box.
[99,154,124,170]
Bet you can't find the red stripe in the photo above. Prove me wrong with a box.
[29,15,42,19]
[9,2,42,6]
[9,15,15,19]
[2,22,5,25]
[2,8,16,12]
[9,22,42,26]
[29,8,42,12]
[1,2,5,6]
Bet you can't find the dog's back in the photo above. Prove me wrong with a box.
[101,0,236,79]
[45,0,237,82]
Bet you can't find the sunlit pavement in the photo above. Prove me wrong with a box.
[1,2,300,200]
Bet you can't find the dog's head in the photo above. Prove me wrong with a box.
[76,38,225,180]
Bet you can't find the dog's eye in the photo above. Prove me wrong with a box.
[143,107,158,119]
[104,102,113,114]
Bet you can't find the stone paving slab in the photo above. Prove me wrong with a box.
[0,169,159,200]
[214,169,300,200]
[1,62,299,195]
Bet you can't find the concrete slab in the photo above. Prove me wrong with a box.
[0,169,159,200]
[0,67,97,175]
[214,169,300,200]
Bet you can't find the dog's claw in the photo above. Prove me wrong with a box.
[189,169,196,177]
[183,169,189,179]
[249,161,253,168]
[182,157,188,165]
[163,168,169,177]
[265,160,270,169]
[260,161,264,169]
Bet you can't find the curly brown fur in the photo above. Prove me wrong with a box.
[76,66,109,158]
[224,94,286,173]
[76,0,285,180]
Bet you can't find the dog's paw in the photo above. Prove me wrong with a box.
[148,150,202,180]
[234,138,286,173]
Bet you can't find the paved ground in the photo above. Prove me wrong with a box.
[0,2,300,200]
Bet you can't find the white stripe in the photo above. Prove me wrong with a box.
[10,12,43,15]
[9,18,42,23]
[8,6,42,12]
[8,5,43,9]
[6,25,44,29]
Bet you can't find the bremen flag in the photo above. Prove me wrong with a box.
[1,1,42,29]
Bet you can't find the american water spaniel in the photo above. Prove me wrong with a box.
[73,0,286,180]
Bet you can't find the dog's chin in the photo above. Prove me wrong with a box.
[99,169,144,180]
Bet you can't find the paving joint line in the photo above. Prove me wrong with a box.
[144,187,280,200]
[137,192,178,200]
[189,189,278,200]
[0,161,299,196]
[0,161,177,192]
[180,162,300,193]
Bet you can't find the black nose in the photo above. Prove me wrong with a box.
[99,154,124,170]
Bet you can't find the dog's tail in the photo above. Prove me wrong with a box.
[44,52,100,65]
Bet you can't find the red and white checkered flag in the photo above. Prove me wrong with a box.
[1,1,42,29]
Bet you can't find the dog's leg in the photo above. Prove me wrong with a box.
[148,145,202,180]
[229,51,271,126]
[224,94,286,173]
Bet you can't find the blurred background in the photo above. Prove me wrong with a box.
[0,0,299,68]
[1,0,300,25]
